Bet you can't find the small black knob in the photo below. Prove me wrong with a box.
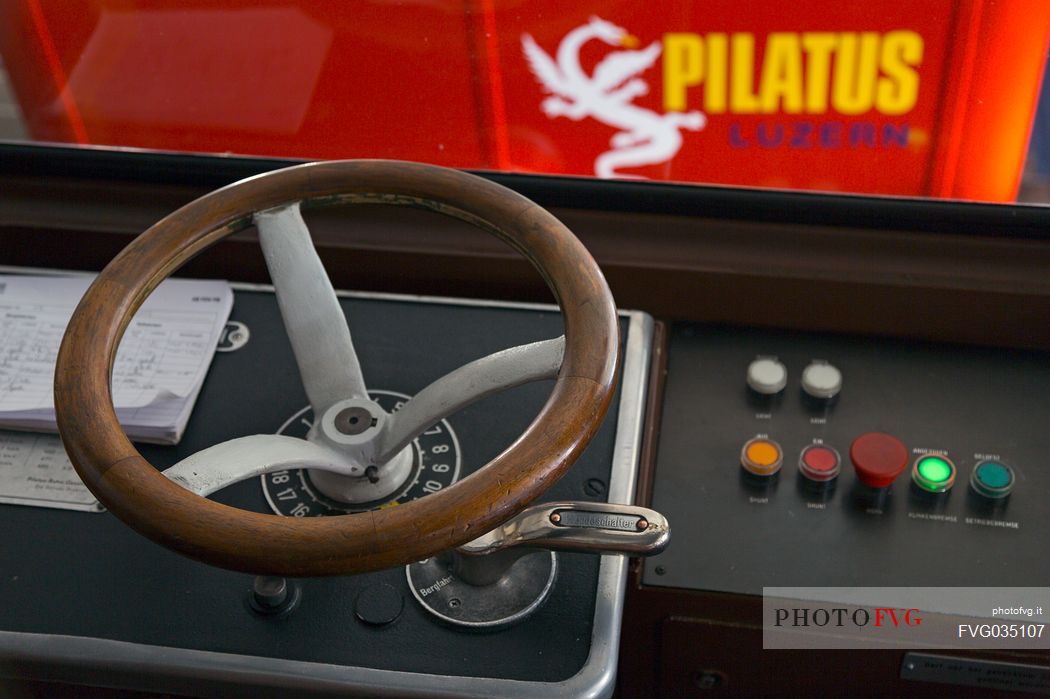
[248,576,299,616]
[253,576,288,608]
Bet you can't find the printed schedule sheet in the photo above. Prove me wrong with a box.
[0,274,233,510]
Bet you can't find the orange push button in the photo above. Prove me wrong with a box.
[741,437,783,477]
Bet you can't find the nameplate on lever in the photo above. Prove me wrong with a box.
[555,509,642,531]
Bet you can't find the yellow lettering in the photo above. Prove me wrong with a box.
[832,32,880,114]
[663,33,703,112]
[730,33,760,113]
[759,33,803,113]
[877,30,922,114]
[661,29,922,116]
[801,33,837,113]
[704,33,728,113]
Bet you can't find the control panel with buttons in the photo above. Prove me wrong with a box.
[645,323,1048,594]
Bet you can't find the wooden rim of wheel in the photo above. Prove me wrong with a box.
[53,160,620,576]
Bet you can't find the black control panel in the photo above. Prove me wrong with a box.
[645,323,1048,594]
[0,290,627,684]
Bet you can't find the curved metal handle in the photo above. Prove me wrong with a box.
[458,501,670,557]
[450,501,669,586]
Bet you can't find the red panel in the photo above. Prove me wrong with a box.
[1,1,1048,200]
[0,0,483,166]
[928,1,1050,200]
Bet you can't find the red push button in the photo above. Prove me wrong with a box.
[850,432,908,488]
[799,444,841,482]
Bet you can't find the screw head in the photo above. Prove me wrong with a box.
[550,512,561,524]
[334,406,374,435]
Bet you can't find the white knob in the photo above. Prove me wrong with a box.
[746,358,787,395]
[801,361,842,400]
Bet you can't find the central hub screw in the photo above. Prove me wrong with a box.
[334,406,375,435]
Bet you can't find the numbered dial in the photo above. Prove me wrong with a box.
[261,390,461,516]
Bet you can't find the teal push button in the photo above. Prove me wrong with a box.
[969,460,1015,499]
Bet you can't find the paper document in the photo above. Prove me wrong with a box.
[0,430,102,511]
[0,275,233,444]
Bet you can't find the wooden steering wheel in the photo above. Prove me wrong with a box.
[54,160,619,577]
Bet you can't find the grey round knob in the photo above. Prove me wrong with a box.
[252,576,289,609]
[248,575,300,617]
[801,361,842,400]
[746,358,787,395]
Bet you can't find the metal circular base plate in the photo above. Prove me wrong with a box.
[406,551,557,630]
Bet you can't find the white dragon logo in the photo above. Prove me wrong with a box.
[522,16,706,179]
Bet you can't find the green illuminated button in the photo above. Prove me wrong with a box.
[970,460,1015,499]
[911,455,956,493]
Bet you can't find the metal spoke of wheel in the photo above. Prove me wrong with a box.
[255,202,367,414]
[163,435,359,497]
[376,337,564,463]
